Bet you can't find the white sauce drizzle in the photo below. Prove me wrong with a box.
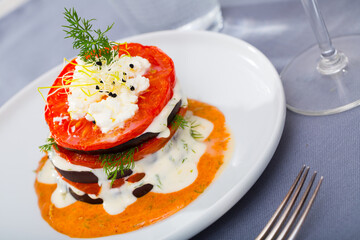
[37,160,77,208]
[143,80,187,136]
[51,178,77,208]
[37,112,214,215]
[36,160,57,184]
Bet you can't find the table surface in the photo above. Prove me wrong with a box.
[1,0,359,239]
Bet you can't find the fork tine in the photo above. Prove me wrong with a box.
[287,176,323,240]
[276,171,318,240]
[255,165,306,240]
[264,167,310,240]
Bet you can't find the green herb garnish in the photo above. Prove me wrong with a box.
[63,8,118,65]
[173,114,203,140]
[172,114,189,130]
[39,138,58,153]
[194,184,205,194]
[155,174,162,189]
[190,120,203,139]
[100,147,137,185]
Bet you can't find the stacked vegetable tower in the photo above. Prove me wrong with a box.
[35,9,231,237]
[42,8,187,206]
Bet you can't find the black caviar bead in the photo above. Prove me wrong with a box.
[123,72,127,75]
[96,61,102,66]
[129,63,134,68]
[100,80,103,84]
[112,81,115,85]
[92,121,96,124]
[122,78,126,83]
[130,86,135,91]
[95,85,100,90]
[108,92,117,98]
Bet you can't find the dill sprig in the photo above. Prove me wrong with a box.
[39,138,58,153]
[62,8,117,65]
[155,174,162,189]
[190,120,203,139]
[172,114,203,140]
[172,114,189,130]
[100,147,137,185]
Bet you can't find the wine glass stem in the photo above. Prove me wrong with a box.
[301,0,348,75]
[301,0,334,57]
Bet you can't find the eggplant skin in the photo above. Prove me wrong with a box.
[133,184,153,198]
[62,100,182,155]
[55,166,132,183]
[69,187,103,204]
[68,183,154,205]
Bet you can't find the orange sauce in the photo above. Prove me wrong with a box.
[34,99,230,238]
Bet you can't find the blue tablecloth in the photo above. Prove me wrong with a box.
[1,0,359,239]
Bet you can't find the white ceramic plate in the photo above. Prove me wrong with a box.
[0,31,285,239]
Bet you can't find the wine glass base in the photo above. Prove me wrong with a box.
[281,35,360,116]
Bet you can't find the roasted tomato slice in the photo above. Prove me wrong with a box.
[59,173,145,196]
[60,175,126,196]
[54,107,187,169]
[45,43,176,151]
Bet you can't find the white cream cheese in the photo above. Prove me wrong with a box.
[39,112,214,215]
[66,55,150,133]
[52,115,69,126]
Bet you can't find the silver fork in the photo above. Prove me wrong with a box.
[255,166,323,240]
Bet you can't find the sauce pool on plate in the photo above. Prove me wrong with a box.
[35,99,231,238]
